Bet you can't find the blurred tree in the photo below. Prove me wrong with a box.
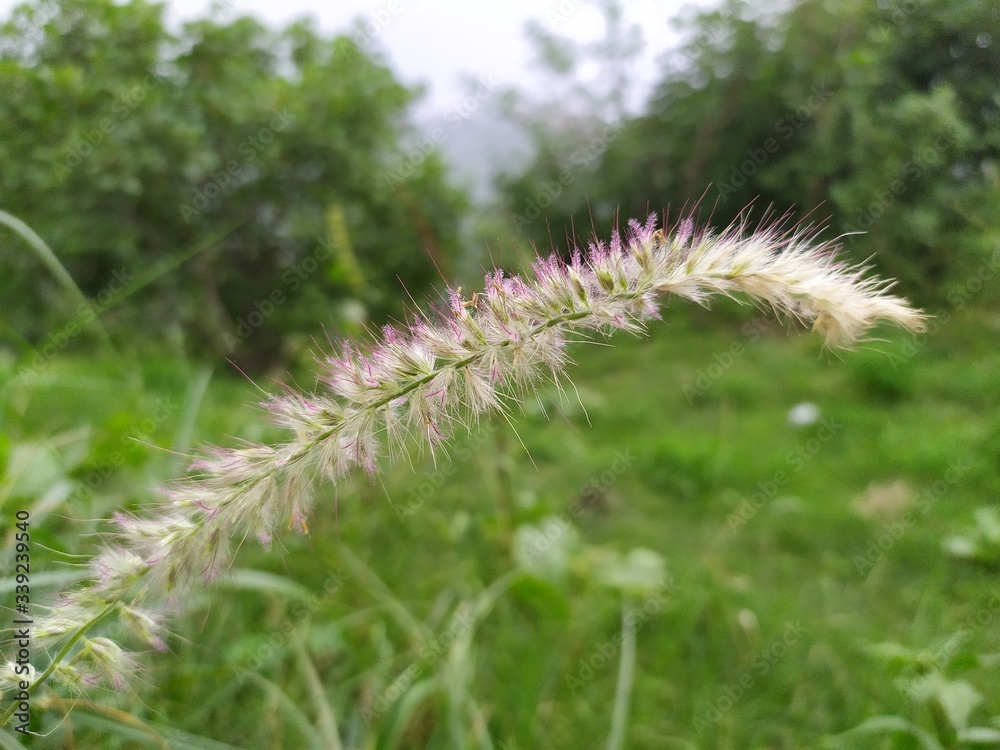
[493,0,644,260]
[0,0,467,368]
[502,0,999,304]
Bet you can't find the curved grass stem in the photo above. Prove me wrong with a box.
[0,603,117,726]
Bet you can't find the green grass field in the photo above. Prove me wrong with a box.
[2,302,998,749]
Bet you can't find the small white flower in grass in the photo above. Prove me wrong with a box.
[788,402,821,426]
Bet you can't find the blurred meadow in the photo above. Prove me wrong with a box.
[1,0,999,748]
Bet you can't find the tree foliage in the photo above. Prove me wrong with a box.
[0,0,466,367]
[502,0,1000,303]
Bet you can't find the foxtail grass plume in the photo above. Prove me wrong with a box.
[3,213,924,711]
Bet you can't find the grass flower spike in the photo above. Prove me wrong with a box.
[4,214,924,713]
[143,216,922,598]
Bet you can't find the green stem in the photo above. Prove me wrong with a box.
[0,603,117,726]
[606,598,637,750]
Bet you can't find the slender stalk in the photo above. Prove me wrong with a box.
[33,696,172,750]
[295,642,342,750]
[0,209,110,345]
[0,604,116,725]
[606,599,637,750]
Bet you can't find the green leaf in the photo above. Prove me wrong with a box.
[1,442,66,500]
[944,535,979,559]
[592,547,668,598]
[946,507,1000,565]
[238,669,326,749]
[831,715,946,750]
[218,568,316,601]
[933,679,982,732]
[0,729,28,750]
[866,641,924,668]
[513,517,581,583]
[507,574,570,620]
[958,726,1000,745]
[380,678,439,750]
[973,507,1000,542]
[0,569,88,596]
[150,724,247,750]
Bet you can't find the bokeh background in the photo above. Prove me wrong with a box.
[1,0,999,748]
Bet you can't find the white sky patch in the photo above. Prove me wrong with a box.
[0,0,705,117]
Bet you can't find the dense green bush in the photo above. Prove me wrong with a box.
[0,0,467,368]
[501,0,1000,305]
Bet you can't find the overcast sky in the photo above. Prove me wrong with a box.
[0,0,703,116]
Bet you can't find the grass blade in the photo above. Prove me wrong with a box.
[0,209,109,344]
[294,641,342,750]
[37,696,171,749]
[606,599,637,750]
[338,546,427,642]
[172,365,213,459]
[238,668,325,749]
[0,730,27,750]
[217,568,316,601]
